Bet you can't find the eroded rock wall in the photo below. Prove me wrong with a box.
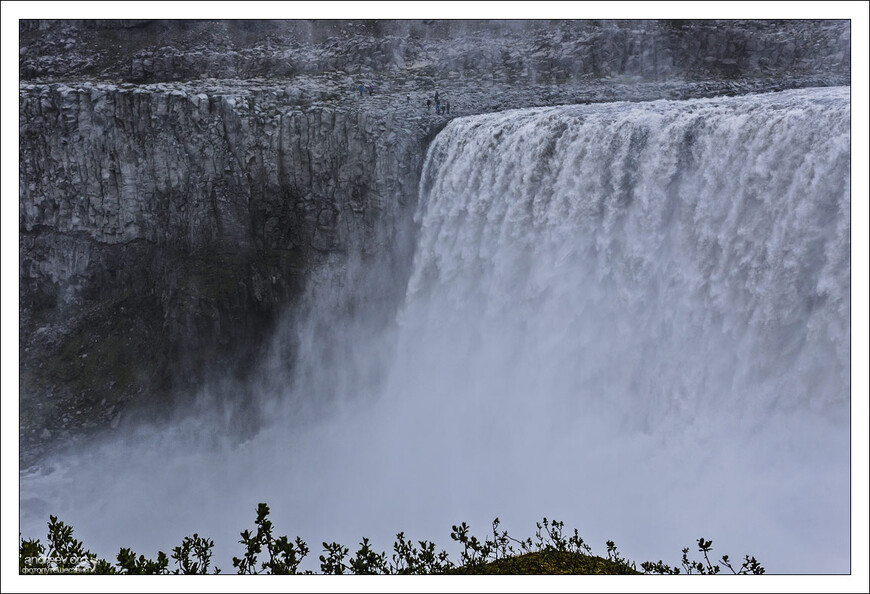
[19,81,433,462]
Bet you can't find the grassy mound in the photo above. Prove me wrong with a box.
[452,550,640,575]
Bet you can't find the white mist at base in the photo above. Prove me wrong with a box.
[19,87,851,574]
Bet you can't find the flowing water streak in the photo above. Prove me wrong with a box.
[19,87,851,573]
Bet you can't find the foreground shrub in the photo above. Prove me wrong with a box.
[19,505,764,575]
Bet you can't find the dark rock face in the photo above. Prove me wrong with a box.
[19,79,431,464]
[19,20,850,84]
[18,19,850,465]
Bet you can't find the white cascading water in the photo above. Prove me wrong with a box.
[19,87,851,574]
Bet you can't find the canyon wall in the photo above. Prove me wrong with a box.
[19,80,433,462]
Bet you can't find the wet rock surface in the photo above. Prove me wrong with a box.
[18,19,850,466]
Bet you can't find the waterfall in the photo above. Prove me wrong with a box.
[19,87,851,574]
[405,86,849,427]
[371,86,851,572]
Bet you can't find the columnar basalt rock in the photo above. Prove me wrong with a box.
[19,80,435,463]
[20,83,427,254]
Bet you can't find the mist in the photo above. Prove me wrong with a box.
[19,87,851,574]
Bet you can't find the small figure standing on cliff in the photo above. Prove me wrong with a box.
[427,98,431,111]
[434,90,440,105]
[358,84,364,97]
[407,94,411,104]
[369,85,374,96]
